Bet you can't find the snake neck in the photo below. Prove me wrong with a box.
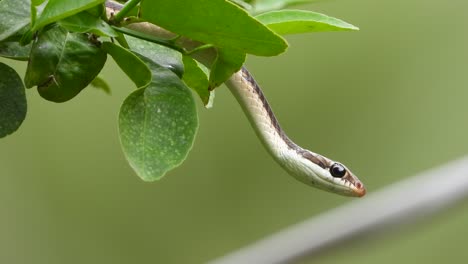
[225,68,301,161]
[226,68,339,187]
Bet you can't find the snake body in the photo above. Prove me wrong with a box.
[226,68,365,197]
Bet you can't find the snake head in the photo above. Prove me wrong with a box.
[326,162,366,197]
[289,150,366,197]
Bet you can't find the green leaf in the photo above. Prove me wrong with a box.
[256,10,359,35]
[102,41,151,88]
[90,76,111,95]
[209,48,246,89]
[0,62,27,138]
[119,56,198,181]
[140,0,287,56]
[0,0,31,41]
[0,42,31,61]
[126,35,184,78]
[34,0,105,30]
[59,10,118,37]
[182,55,212,106]
[25,25,107,102]
[252,0,315,14]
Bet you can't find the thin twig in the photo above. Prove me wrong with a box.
[209,156,468,264]
[110,0,140,24]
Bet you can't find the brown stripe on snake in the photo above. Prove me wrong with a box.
[240,67,328,169]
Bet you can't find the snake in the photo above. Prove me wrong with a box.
[226,68,366,197]
[105,1,366,197]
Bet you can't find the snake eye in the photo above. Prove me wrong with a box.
[330,163,346,178]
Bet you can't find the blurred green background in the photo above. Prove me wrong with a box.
[2,0,468,263]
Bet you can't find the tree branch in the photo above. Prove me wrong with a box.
[105,1,216,66]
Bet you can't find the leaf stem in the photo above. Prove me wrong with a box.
[186,44,215,55]
[111,0,141,24]
[112,26,186,54]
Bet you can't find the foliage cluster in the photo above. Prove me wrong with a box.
[0,0,357,181]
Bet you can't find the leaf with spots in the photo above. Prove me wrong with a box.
[119,55,198,181]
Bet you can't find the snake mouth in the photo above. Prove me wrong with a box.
[354,186,366,197]
[341,172,366,197]
[353,182,366,197]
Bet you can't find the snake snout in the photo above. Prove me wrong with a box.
[354,182,366,197]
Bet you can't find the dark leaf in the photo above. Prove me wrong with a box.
[0,62,27,137]
[25,25,107,102]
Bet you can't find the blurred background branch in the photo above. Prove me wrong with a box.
[210,156,468,264]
